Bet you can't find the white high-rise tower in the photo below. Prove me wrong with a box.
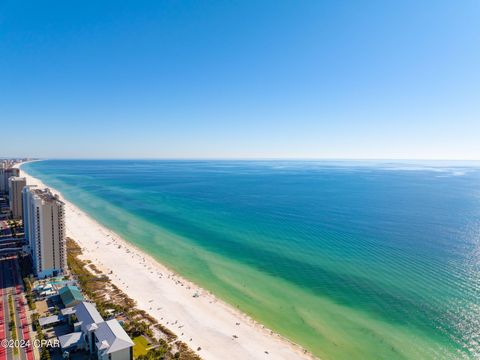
[23,187,66,278]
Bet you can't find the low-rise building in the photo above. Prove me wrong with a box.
[38,314,64,329]
[59,285,84,308]
[60,301,134,360]
[94,320,134,360]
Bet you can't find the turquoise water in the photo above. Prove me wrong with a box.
[22,160,480,359]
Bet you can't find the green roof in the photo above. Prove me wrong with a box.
[59,285,84,306]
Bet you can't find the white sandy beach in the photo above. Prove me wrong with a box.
[17,165,316,360]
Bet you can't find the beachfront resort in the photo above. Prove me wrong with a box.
[0,159,202,360]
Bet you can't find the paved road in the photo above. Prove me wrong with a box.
[10,257,34,360]
[0,256,35,360]
[1,256,14,360]
[0,259,7,360]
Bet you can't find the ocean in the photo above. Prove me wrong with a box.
[22,160,480,359]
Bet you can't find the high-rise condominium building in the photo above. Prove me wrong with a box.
[8,176,26,219]
[0,162,5,193]
[23,187,67,278]
[22,185,37,252]
[1,167,20,193]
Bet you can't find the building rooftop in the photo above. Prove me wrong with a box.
[95,320,134,354]
[30,188,64,204]
[60,307,76,316]
[58,332,84,350]
[9,177,26,182]
[59,285,84,306]
[74,301,104,333]
[72,301,134,354]
[38,314,64,327]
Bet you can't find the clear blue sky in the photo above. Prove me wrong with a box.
[1,0,479,159]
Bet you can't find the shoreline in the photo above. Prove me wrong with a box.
[17,163,317,360]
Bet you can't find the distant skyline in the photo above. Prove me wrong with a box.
[1,1,479,160]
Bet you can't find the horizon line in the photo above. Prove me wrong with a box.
[10,157,480,162]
